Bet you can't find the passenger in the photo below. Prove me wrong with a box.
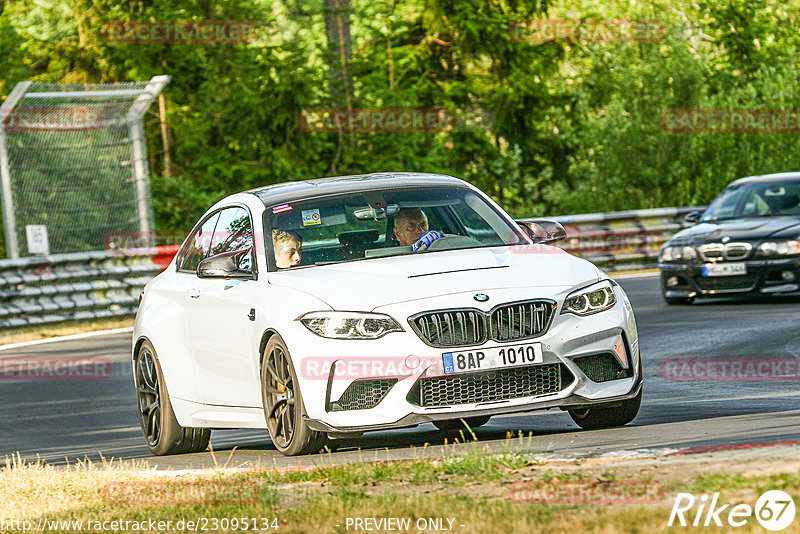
[393,209,443,250]
[272,229,302,268]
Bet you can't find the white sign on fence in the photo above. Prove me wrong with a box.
[25,224,49,255]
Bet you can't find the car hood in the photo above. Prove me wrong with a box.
[267,245,600,311]
[670,216,800,245]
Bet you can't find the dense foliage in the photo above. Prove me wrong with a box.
[1,0,799,254]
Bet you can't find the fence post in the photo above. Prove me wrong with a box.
[0,81,32,259]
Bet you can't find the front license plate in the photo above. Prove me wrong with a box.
[701,263,746,277]
[443,343,543,375]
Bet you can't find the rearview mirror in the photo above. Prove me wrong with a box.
[516,220,567,244]
[684,211,702,224]
[197,249,253,279]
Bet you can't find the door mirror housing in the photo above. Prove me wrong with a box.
[197,249,254,279]
[516,219,568,244]
[684,210,702,224]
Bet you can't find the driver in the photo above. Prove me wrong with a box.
[272,229,302,268]
[393,208,443,251]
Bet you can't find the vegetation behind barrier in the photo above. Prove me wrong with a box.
[1,0,799,257]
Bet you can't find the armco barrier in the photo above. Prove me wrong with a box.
[0,246,179,330]
[0,207,703,331]
[521,206,704,272]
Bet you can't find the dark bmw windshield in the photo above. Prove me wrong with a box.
[702,180,800,222]
[266,186,528,269]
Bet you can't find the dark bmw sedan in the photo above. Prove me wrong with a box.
[659,172,800,304]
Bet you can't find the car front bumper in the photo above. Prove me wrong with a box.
[660,257,800,298]
[289,285,641,433]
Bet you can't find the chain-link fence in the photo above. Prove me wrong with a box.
[0,76,169,258]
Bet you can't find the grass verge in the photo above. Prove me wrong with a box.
[0,318,134,346]
[2,445,799,533]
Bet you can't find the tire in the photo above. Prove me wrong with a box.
[663,294,693,305]
[568,387,642,430]
[134,340,210,455]
[433,415,491,432]
[261,335,327,456]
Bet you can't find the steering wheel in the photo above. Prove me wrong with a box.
[411,231,444,252]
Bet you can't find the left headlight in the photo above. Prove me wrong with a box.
[297,311,404,339]
[562,280,617,316]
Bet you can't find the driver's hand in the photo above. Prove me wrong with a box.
[412,231,444,252]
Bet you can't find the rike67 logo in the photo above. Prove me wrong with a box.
[669,490,796,531]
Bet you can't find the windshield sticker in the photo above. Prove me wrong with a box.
[272,204,292,214]
[302,208,322,226]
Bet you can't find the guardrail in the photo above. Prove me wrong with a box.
[521,206,703,272]
[0,207,704,331]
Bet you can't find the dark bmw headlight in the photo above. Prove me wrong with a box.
[660,245,698,262]
[562,280,617,316]
[297,311,403,339]
[757,240,800,256]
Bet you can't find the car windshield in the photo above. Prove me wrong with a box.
[266,186,528,268]
[701,180,800,222]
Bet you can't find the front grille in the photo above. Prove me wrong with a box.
[490,301,555,342]
[698,242,752,261]
[694,275,757,291]
[407,363,572,407]
[410,310,486,347]
[329,378,397,411]
[410,300,555,348]
[574,353,632,382]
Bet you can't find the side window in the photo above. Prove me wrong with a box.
[208,207,255,272]
[177,212,220,272]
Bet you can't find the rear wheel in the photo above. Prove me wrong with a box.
[433,416,491,432]
[261,335,328,456]
[134,340,210,455]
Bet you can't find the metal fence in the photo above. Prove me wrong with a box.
[0,206,701,331]
[0,76,169,259]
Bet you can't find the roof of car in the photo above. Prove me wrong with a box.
[247,172,470,206]
[729,172,800,187]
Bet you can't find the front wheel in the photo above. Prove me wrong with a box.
[134,340,210,455]
[261,335,328,456]
[433,416,491,432]
[663,294,694,305]
[568,388,642,430]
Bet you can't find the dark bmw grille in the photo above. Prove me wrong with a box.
[329,378,398,411]
[411,300,554,348]
[411,310,487,347]
[573,353,632,382]
[407,363,572,407]
[694,275,757,291]
[490,301,555,342]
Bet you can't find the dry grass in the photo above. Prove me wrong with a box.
[0,318,134,346]
[2,448,799,533]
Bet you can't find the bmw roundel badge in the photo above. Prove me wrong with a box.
[474,293,489,302]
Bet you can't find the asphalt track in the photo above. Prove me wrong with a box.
[2,274,800,470]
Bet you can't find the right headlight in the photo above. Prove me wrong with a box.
[562,280,617,316]
[297,311,404,339]
[660,245,698,262]
[757,240,800,256]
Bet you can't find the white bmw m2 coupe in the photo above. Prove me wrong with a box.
[133,173,641,456]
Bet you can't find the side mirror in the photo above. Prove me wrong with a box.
[517,219,567,244]
[684,211,702,224]
[197,249,253,279]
